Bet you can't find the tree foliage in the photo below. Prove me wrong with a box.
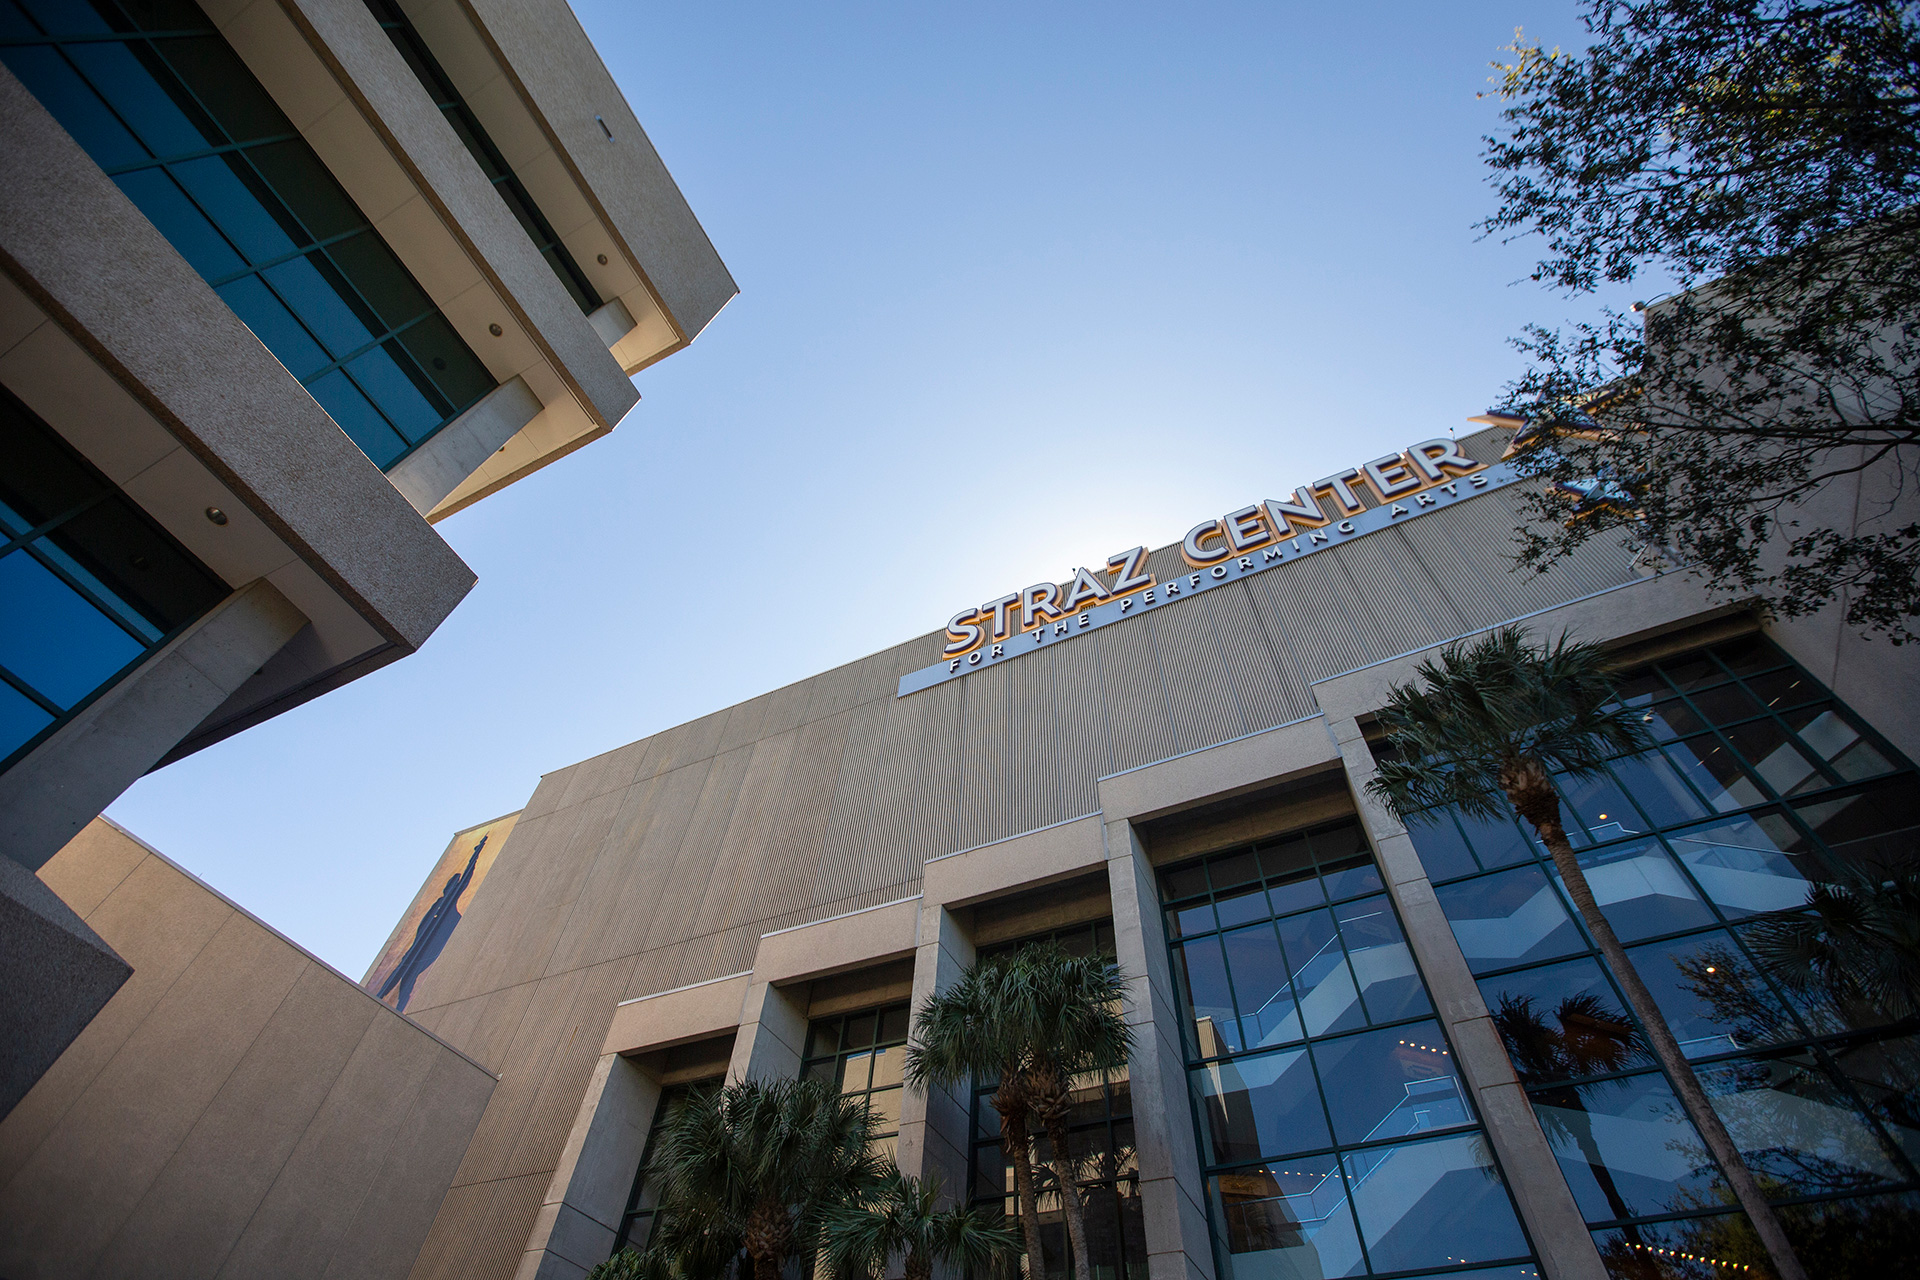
[1746,866,1920,1019]
[1481,1,1920,640]
[819,1170,1020,1280]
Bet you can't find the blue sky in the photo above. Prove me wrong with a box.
[108,0,1603,976]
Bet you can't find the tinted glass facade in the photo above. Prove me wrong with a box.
[0,386,226,770]
[1162,819,1539,1280]
[1407,636,1920,1277]
[0,0,497,469]
[612,1079,711,1255]
[362,0,602,316]
[967,919,1146,1280]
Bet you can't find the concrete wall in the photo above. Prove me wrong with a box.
[0,820,495,1280]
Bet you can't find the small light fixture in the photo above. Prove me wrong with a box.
[488,323,504,337]
[596,253,609,265]
[596,114,613,140]
[1630,300,1647,312]
[205,506,228,525]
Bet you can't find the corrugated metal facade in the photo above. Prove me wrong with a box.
[399,433,1643,1280]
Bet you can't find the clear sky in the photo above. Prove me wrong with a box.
[108,0,1607,977]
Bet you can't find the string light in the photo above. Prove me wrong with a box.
[1620,1240,1751,1271]
[1399,1039,1449,1055]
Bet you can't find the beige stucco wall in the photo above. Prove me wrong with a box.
[0,820,495,1280]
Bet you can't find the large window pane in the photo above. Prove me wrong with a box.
[1222,923,1302,1051]
[1341,1132,1530,1273]
[1436,865,1584,973]
[1278,908,1363,1037]
[1698,1052,1909,1197]
[1311,1021,1470,1147]
[1192,1047,1330,1164]
[1334,895,1429,1024]
[1530,1071,1722,1223]
[1211,1159,1365,1280]
[1479,957,1650,1085]
[1662,811,1820,919]
[1792,780,1920,876]
[0,677,56,759]
[1823,1033,1920,1166]
[1549,841,1716,943]
[1174,938,1242,1058]
[1625,932,1803,1058]
[1403,810,1478,881]
[0,549,144,708]
[1662,736,1766,812]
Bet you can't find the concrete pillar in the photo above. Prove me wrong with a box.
[0,578,306,871]
[1104,817,1215,1280]
[896,901,975,1204]
[387,376,543,516]
[1328,717,1606,1280]
[726,980,808,1084]
[516,1052,661,1280]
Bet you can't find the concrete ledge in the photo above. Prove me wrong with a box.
[602,970,750,1056]
[749,895,921,987]
[1097,716,1336,824]
[388,376,542,514]
[923,813,1106,909]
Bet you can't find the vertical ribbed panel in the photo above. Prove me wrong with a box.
[1213,581,1313,732]
[1330,535,1463,665]
[955,661,1013,852]
[1047,628,1112,821]
[1155,592,1250,753]
[811,698,889,902]
[1097,617,1179,775]
[1004,641,1057,837]
[859,688,936,894]
[1391,511,1511,632]
[1245,555,1374,683]
[906,678,965,866]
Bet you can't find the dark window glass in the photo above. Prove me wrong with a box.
[1548,840,1717,943]
[1,0,496,470]
[800,1000,910,1160]
[1311,1020,1469,1147]
[1342,1132,1530,1272]
[1532,1070,1725,1223]
[0,387,225,769]
[359,0,601,314]
[1478,957,1653,1086]
[1435,865,1584,973]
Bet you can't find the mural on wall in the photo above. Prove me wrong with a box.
[362,812,516,1012]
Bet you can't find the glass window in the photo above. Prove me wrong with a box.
[1163,821,1539,1277]
[799,1001,910,1158]
[0,388,226,769]
[1415,636,1920,1257]
[1,0,495,470]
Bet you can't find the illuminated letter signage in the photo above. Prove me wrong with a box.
[899,438,1510,697]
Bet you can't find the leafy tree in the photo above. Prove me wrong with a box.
[1746,866,1920,1019]
[644,1076,885,1280]
[906,943,1135,1280]
[1479,1,1920,641]
[1366,626,1809,1280]
[820,1169,1021,1280]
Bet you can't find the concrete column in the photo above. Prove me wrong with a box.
[1104,817,1216,1280]
[726,980,808,1084]
[1327,717,1606,1280]
[387,376,543,516]
[0,578,306,871]
[895,901,975,1203]
[516,1052,661,1280]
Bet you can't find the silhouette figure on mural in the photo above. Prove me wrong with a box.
[378,834,486,1012]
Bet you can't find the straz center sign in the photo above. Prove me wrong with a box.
[897,438,1517,698]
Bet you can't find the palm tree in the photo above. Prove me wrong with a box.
[1366,626,1808,1280]
[906,955,1049,1280]
[645,1076,885,1280]
[821,1168,1021,1280]
[906,944,1134,1280]
[1746,868,1920,1023]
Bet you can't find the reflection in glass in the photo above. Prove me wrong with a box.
[1824,1033,1920,1166]
[1278,908,1363,1037]
[1530,1072,1721,1224]
[1550,841,1716,942]
[1211,1157,1364,1280]
[1311,1022,1470,1147]
[1192,1047,1330,1164]
[1342,1133,1530,1273]
[1176,937,1243,1057]
[1436,866,1584,973]
[1223,923,1303,1050]
[1697,1053,1907,1196]
[1478,959,1648,1085]
[1334,896,1429,1023]
[1626,933,1801,1058]
[1663,736,1767,812]
[1663,812,1819,919]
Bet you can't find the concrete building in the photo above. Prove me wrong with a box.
[0,0,732,1112]
[307,421,1912,1280]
